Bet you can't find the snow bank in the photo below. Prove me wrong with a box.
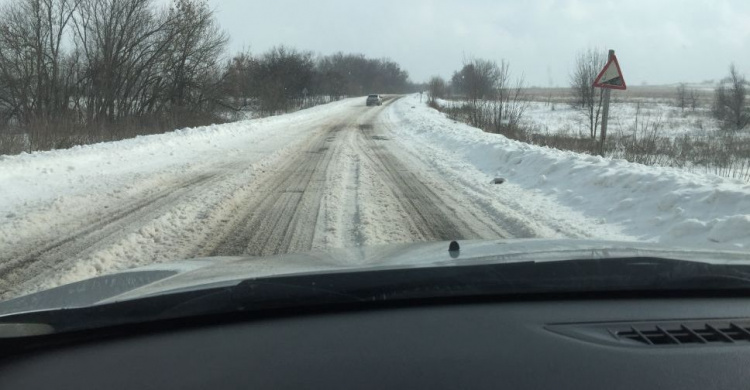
[390,94,750,249]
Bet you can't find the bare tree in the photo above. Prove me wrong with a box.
[488,60,527,133]
[713,64,749,132]
[569,48,607,139]
[0,0,80,126]
[254,46,315,113]
[72,0,171,122]
[160,0,228,113]
[450,58,504,126]
[441,58,526,135]
[427,76,446,103]
[451,58,501,103]
[222,51,258,108]
[0,0,234,153]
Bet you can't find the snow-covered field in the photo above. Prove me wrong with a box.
[524,101,718,139]
[437,97,720,139]
[1,93,749,299]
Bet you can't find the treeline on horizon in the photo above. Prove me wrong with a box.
[224,48,412,114]
[0,0,415,154]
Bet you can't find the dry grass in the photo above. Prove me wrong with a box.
[0,110,226,155]
[0,96,342,156]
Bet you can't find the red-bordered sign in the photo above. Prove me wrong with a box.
[593,54,626,90]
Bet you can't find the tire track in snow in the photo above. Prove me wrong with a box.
[203,98,403,256]
[354,121,512,242]
[205,125,343,256]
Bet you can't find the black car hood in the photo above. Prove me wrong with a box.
[2,239,749,316]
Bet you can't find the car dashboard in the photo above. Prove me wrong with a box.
[2,296,750,389]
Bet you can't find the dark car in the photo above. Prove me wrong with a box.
[366,94,383,106]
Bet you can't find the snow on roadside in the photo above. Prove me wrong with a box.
[0,97,362,263]
[0,98,358,219]
[0,98,367,297]
[389,94,750,249]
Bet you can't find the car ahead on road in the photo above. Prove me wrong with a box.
[366,94,383,106]
[3,239,750,389]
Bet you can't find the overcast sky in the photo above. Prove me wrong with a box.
[3,0,746,86]
[208,0,750,87]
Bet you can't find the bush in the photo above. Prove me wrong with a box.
[712,65,750,132]
[427,76,447,103]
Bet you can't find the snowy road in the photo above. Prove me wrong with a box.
[3,94,749,300]
[0,96,524,299]
[206,98,511,257]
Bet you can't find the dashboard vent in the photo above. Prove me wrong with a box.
[547,319,750,348]
[613,322,750,345]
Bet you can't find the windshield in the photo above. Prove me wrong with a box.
[0,0,749,307]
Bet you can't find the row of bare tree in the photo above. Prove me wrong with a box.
[223,49,411,114]
[0,0,227,136]
[0,0,414,153]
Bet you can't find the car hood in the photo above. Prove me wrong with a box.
[2,239,750,316]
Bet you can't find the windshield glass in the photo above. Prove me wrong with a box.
[0,0,749,306]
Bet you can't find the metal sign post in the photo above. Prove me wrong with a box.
[593,49,626,156]
[599,51,613,156]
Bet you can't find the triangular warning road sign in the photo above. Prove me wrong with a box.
[593,54,626,90]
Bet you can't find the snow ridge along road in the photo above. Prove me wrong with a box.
[1,96,557,299]
[389,94,750,249]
